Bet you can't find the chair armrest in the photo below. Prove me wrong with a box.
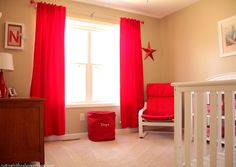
[138,102,147,117]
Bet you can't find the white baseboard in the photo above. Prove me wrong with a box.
[116,128,138,134]
[44,128,138,142]
[44,132,86,142]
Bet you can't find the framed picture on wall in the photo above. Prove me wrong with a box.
[218,15,236,57]
[8,87,17,97]
[4,22,24,50]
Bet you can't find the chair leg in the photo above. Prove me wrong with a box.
[139,124,144,138]
[139,128,147,138]
[139,119,146,138]
[139,131,147,138]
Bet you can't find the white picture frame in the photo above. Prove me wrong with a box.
[8,87,17,97]
[5,21,24,50]
[218,15,236,57]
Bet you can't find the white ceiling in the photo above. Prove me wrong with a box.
[73,0,200,18]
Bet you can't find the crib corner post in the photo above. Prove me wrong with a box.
[174,87,183,167]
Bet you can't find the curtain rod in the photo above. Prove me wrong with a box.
[29,0,144,24]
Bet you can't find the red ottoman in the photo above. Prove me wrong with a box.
[87,111,116,141]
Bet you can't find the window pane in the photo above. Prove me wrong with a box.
[92,65,104,101]
[65,27,88,63]
[65,64,86,104]
[92,64,119,103]
[91,29,120,103]
[91,32,107,64]
[91,30,119,64]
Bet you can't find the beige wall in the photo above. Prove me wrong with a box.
[0,0,162,134]
[1,0,235,134]
[0,0,35,96]
[161,0,236,82]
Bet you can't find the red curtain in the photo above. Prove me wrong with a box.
[30,2,66,136]
[120,18,144,128]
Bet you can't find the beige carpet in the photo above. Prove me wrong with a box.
[45,131,174,167]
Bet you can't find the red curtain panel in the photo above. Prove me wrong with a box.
[30,2,66,136]
[120,18,144,128]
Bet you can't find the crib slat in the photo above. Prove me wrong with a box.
[174,89,183,167]
[184,92,192,167]
[217,93,223,155]
[209,92,218,167]
[194,92,197,159]
[196,92,204,167]
[224,91,234,167]
[203,93,208,160]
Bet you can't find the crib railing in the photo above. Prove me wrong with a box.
[172,80,236,167]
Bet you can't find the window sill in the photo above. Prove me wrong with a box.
[66,103,120,108]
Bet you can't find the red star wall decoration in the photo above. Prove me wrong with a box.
[142,41,156,61]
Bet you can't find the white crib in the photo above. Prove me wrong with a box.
[172,78,236,167]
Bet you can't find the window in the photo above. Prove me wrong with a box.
[65,19,120,106]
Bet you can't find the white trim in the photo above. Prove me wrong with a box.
[116,128,138,134]
[44,128,137,142]
[207,72,236,81]
[44,133,85,142]
[171,79,236,87]
[66,102,120,108]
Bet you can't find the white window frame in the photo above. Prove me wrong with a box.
[65,18,120,108]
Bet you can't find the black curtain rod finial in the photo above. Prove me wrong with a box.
[30,0,37,8]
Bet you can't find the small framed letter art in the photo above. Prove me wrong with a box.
[5,22,24,49]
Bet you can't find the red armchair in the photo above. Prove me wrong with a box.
[138,83,174,138]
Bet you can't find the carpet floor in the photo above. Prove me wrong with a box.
[44,131,174,167]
